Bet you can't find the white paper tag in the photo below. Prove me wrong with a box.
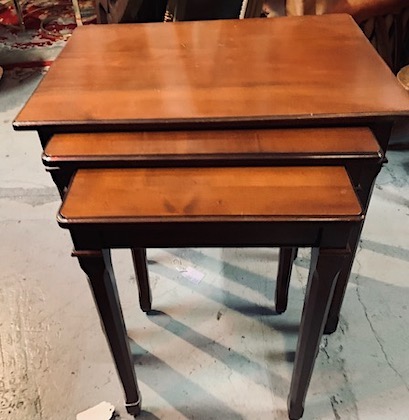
[76,401,115,420]
[180,266,205,284]
[173,258,204,284]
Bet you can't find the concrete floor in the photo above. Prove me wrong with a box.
[1,68,409,420]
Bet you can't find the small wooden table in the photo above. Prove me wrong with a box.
[13,13,409,418]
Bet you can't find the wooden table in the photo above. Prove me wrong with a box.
[14,15,409,133]
[14,14,409,330]
[13,13,409,418]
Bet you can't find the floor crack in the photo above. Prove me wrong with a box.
[330,395,342,420]
[355,246,409,394]
[381,164,405,188]
[320,337,330,360]
[323,339,359,418]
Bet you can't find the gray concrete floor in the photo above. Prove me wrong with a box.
[1,68,409,420]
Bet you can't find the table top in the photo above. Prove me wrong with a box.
[59,167,362,222]
[44,127,380,163]
[14,14,409,131]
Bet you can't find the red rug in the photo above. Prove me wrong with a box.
[0,0,96,68]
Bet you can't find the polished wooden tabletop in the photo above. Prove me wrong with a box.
[59,167,362,222]
[45,127,380,160]
[14,15,409,131]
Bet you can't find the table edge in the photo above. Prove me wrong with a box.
[12,112,409,132]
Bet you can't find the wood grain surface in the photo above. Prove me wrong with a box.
[59,167,362,221]
[14,15,409,130]
[45,127,380,160]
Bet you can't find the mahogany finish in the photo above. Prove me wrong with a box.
[43,127,381,166]
[13,15,409,131]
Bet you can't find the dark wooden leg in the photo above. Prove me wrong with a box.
[324,161,382,334]
[275,247,297,314]
[131,248,152,312]
[47,168,153,319]
[288,247,348,420]
[324,224,363,334]
[76,249,142,416]
[324,122,393,334]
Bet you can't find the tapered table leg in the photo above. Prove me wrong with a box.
[325,162,382,334]
[76,249,142,416]
[288,247,348,420]
[131,248,152,312]
[324,224,362,334]
[47,166,152,315]
[275,247,297,314]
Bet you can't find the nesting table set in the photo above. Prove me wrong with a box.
[14,14,409,419]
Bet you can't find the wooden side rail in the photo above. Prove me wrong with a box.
[57,165,362,419]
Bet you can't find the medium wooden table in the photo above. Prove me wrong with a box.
[13,13,409,418]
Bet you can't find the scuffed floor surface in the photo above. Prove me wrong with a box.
[1,68,409,420]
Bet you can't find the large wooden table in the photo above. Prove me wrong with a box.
[14,13,409,418]
[14,15,409,132]
[14,13,409,329]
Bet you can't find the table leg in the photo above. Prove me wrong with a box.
[131,248,152,312]
[324,161,382,334]
[321,124,391,336]
[76,249,142,416]
[275,247,297,314]
[324,224,363,334]
[288,247,348,420]
[46,166,150,314]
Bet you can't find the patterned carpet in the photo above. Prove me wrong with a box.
[0,0,96,68]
